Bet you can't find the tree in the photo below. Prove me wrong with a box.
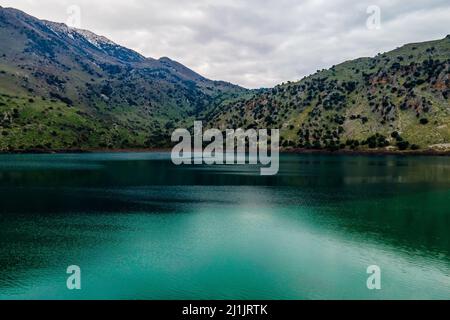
[420,118,429,125]
[397,141,410,150]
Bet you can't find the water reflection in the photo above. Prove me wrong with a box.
[0,153,449,299]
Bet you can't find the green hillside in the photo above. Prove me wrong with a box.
[0,6,449,153]
[0,6,246,151]
[208,36,450,152]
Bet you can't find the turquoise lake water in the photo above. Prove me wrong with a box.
[0,153,449,299]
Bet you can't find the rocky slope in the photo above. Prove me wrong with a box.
[208,36,450,152]
[0,6,246,151]
[0,6,449,153]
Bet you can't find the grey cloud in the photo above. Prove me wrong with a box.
[1,0,448,88]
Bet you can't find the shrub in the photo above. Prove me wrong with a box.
[391,131,400,139]
[397,141,410,150]
[365,134,389,148]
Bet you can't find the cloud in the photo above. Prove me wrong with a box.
[1,0,448,88]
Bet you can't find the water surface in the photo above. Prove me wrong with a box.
[0,153,449,299]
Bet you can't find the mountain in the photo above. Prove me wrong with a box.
[0,6,449,153]
[208,36,450,152]
[0,6,247,151]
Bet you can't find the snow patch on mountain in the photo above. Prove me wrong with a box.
[75,29,115,48]
[43,21,115,49]
[41,20,145,62]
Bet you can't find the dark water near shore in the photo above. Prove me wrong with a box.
[0,153,449,299]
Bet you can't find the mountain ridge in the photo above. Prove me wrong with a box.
[207,35,450,152]
[0,6,247,151]
[0,6,449,152]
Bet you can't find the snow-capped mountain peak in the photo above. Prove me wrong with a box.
[43,20,114,48]
[74,28,115,48]
[41,20,145,62]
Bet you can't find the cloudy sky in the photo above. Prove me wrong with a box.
[1,0,449,88]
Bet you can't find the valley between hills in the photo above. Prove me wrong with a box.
[0,6,449,153]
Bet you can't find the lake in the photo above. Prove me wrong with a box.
[0,152,449,299]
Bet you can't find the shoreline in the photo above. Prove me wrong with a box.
[283,148,450,157]
[1,147,449,156]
